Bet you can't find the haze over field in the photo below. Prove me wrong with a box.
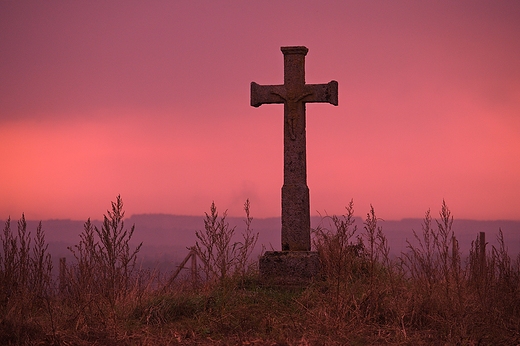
[1,1,519,221]
[4,213,519,273]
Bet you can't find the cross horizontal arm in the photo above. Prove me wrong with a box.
[304,81,339,106]
[250,82,285,107]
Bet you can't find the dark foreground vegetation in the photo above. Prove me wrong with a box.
[1,196,519,345]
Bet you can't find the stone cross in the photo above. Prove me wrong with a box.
[251,46,338,251]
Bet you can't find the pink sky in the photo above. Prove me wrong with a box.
[1,1,519,221]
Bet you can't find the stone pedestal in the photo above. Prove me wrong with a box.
[259,251,321,285]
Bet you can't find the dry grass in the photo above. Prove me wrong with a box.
[195,199,258,283]
[1,197,519,345]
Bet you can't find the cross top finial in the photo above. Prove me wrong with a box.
[281,46,309,55]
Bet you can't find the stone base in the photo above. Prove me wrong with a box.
[259,251,321,286]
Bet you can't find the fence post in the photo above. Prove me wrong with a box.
[166,246,201,289]
[191,248,198,286]
[479,232,486,278]
[59,257,67,294]
[452,235,459,272]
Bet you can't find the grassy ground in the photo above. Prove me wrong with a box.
[1,198,519,345]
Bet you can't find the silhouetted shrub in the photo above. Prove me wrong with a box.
[195,199,258,283]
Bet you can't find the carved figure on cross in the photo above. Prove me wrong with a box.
[251,46,338,251]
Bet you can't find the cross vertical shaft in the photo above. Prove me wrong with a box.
[282,47,310,251]
[251,46,338,251]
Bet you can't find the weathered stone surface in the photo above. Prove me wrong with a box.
[251,46,337,284]
[259,251,321,285]
[251,46,338,252]
[281,184,310,251]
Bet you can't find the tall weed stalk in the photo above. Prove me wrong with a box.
[195,200,258,283]
[0,215,53,343]
[313,200,360,301]
[66,195,142,336]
